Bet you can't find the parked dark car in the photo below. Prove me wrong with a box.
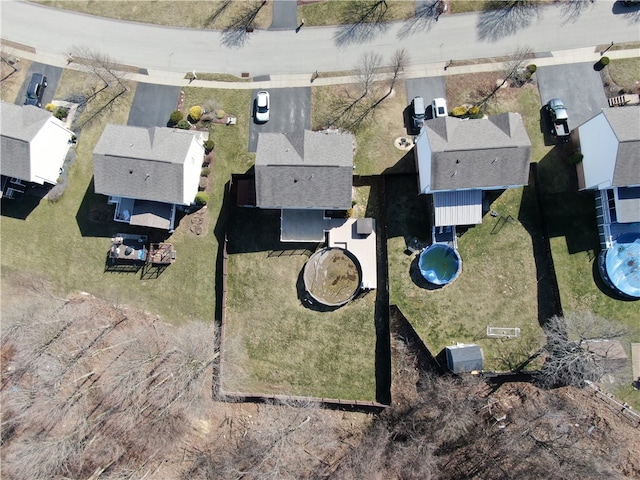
[24,73,47,107]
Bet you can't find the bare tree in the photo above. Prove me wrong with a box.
[535,312,630,388]
[475,45,533,109]
[68,46,130,129]
[323,49,408,132]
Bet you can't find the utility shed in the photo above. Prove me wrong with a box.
[445,343,484,373]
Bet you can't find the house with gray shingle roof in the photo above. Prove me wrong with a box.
[93,124,205,231]
[255,130,354,242]
[1,102,74,198]
[414,112,532,227]
[572,107,640,247]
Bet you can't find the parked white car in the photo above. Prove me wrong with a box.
[432,97,448,118]
[255,91,270,123]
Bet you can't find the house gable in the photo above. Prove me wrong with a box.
[255,130,354,210]
[1,102,71,184]
[93,125,203,206]
[578,107,640,190]
[415,113,532,194]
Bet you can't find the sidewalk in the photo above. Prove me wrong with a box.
[4,42,639,90]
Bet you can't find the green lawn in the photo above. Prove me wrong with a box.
[299,0,414,26]
[386,176,543,371]
[0,73,253,326]
[36,0,274,29]
[222,199,377,400]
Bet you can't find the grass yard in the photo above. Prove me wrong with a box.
[386,176,542,372]
[312,81,412,175]
[607,56,640,93]
[0,69,254,326]
[36,0,273,30]
[299,0,414,26]
[222,199,378,400]
[0,58,32,103]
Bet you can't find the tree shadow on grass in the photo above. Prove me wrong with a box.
[476,1,542,42]
[334,0,391,47]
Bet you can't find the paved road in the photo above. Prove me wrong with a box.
[1,1,638,77]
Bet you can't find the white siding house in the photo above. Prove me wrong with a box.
[93,125,205,231]
[1,102,74,195]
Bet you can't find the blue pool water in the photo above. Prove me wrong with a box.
[419,244,462,285]
[599,232,640,299]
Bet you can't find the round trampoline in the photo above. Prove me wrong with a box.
[598,232,640,299]
[419,243,462,286]
[303,248,362,307]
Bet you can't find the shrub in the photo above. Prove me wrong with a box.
[204,139,215,153]
[45,103,56,112]
[215,109,226,119]
[188,105,203,122]
[600,56,610,66]
[176,119,191,130]
[169,110,183,125]
[201,167,210,176]
[451,106,468,118]
[53,107,68,120]
[468,106,483,118]
[567,152,584,165]
[194,192,208,206]
[526,64,537,74]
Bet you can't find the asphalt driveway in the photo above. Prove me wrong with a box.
[17,62,62,107]
[404,77,446,133]
[127,82,180,128]
[248,86,311,153]
[536,62,608,132]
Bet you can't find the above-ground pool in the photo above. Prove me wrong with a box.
[598,232,640,299]
[419,243,462,286]
[303,248,362,307]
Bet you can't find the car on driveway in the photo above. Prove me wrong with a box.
[545,98,570,138]
[255,91,270,123]
[24,73,47,107]
[412,96,426,131]
[432,97,448,118]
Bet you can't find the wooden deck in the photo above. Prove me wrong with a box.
[148,243,176,265]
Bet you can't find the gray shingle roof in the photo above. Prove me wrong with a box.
[423,113,532,191]
[604,107,640,187]
[255,130,354,209]
[93,124,200,205]
[0,102,52,180]
[446,344,484,373]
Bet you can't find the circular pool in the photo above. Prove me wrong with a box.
[419,244,462,286]
[598,232,640,299]
[303,248,362,307]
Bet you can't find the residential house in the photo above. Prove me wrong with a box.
[571,106,640,299]
[1,101,74,198]
[254,129,354,242]
[93,124,205,231]
[414,113,532,229]
[572,106,640,248]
